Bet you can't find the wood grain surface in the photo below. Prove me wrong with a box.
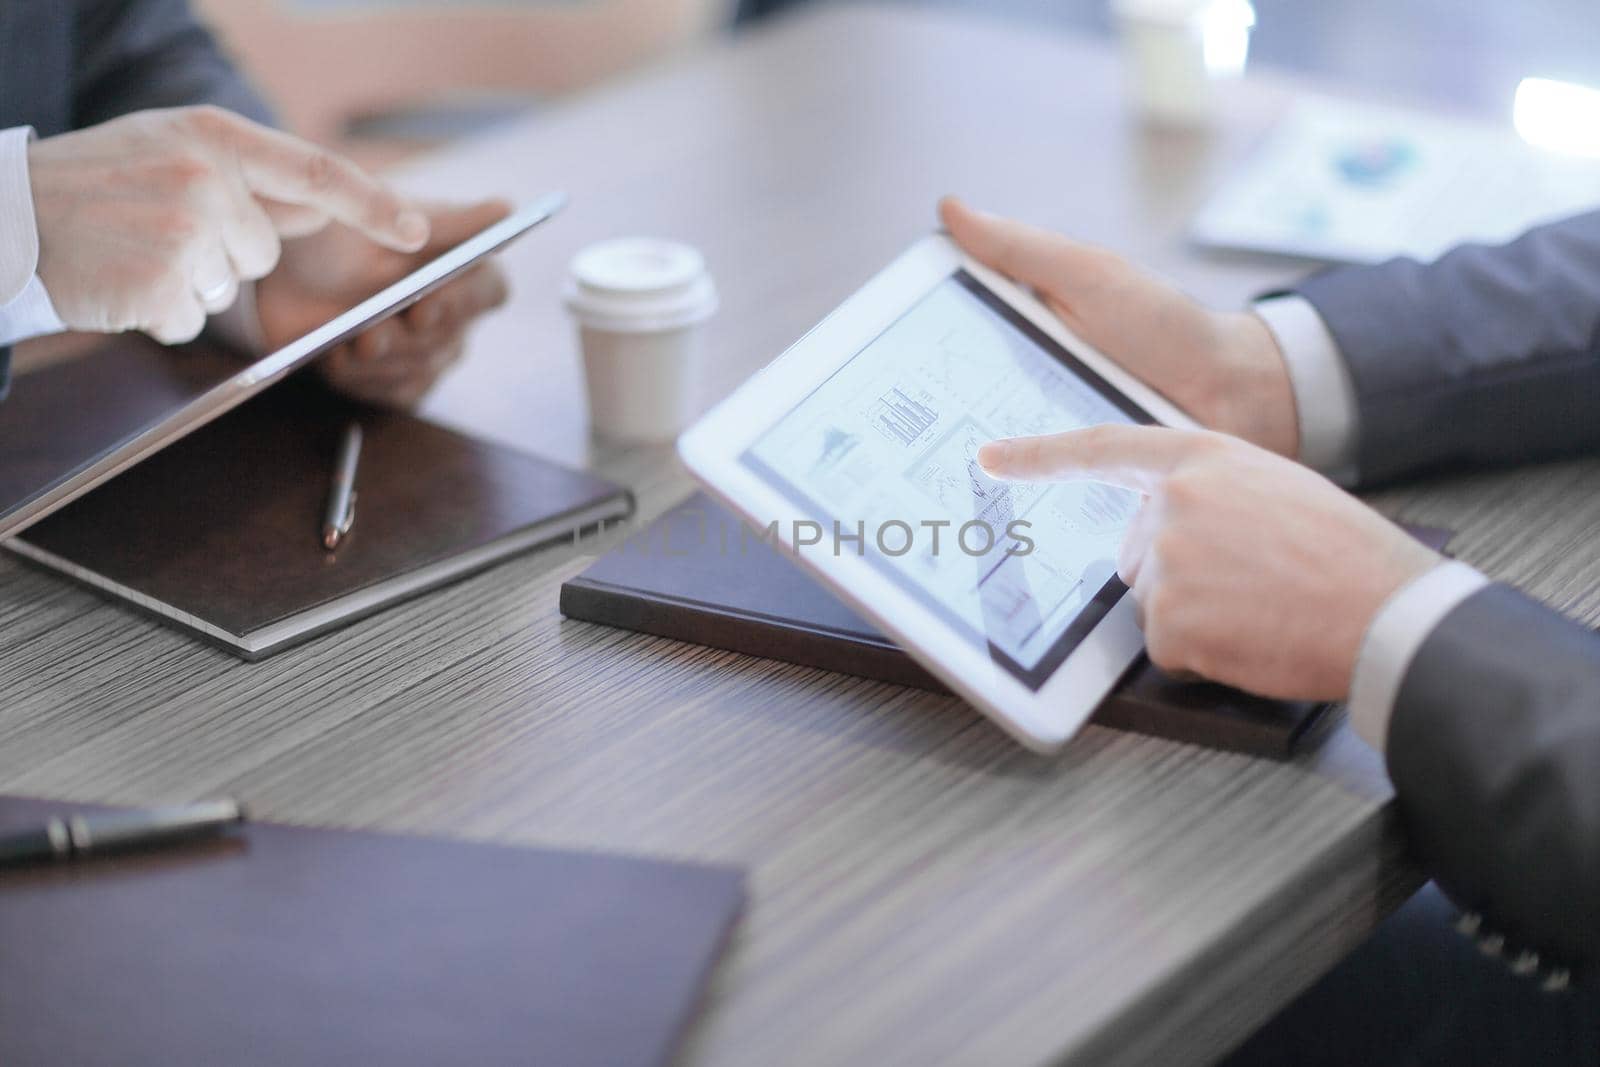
[5,8,1598,1066]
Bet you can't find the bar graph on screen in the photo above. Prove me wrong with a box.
[874,387,938,447]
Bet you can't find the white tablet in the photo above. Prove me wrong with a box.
[678,234,1197,752]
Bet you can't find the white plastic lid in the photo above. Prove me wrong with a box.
[564,238,719,333]
[1111,0,1218,25]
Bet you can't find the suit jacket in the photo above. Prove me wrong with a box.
[0,0,272,397]
[1297,214,1600,981]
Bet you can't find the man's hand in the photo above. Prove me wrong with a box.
[28,105,430,345]
[940,197,1301,457]
[979,426,1438,700]
[257,200,511,408]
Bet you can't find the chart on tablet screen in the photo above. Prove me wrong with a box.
[747,273,1140,669]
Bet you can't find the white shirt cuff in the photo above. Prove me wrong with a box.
[1253,295,1360,485]
[0,124,65,346]
[1347,560,1490,751]
[0,125,40,304]
[0,274,66,345]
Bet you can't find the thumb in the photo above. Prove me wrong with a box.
[938,196,1128,309]
[416,198,515,255]
[977,424,1207,492]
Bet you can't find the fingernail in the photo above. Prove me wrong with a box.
[398,210,429,246]
[977,441,1007,471]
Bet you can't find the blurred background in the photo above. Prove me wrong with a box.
[195,0,1600,165]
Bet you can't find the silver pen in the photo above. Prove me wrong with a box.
[0,799,247,867]
[322,421,363,552]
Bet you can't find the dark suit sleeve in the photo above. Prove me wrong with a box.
[71,0,274,128]
[1386,583,1600,980]
[1294,211,1600,486]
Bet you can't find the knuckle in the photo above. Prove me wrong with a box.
[1017,436,1043,469]
[147,316,180,344]
[1144,625,1184,674]
[128,258,171,295]
[991,229,1023,272]
[1149,529,1185,570]
[1078,244,1124,283]
[237,231,281,279]
[156,296,206,343]
[166,319,203,345]
[1163,470,1207,510]
[1146,614,1203,677]
[1176,622,1227,682]
[157,153,216,194]
[1193,430,1237,462]
[181,104,234,142]
[1080,424,1114,451]
[254,235,282,277]
[124,110,161,136]
[159,205,204,246]
[1142,585,1175,630]
[304,151,343,192]
[106,294,141,333]
[365,193,405,235]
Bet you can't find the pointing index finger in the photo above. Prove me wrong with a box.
[220,119,429,252]
[976,424,1206,493]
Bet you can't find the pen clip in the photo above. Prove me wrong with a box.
[338,491,357,537]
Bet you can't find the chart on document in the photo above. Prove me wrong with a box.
[749,275,1141,668]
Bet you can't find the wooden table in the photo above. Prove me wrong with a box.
[6,8,1600,1066]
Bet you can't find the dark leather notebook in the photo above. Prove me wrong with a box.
[1,341,633,659]
[561,494,1453,758]
[0,795,745,1067]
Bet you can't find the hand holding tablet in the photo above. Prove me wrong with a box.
[29,106,432,345]
[937,197,1302,458]
[949,199,1441,713]
[680,218,1199,751]
[260,198,515,409]
[0,195,563,542]
[681,198,1444,751]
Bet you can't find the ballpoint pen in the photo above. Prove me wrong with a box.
[0,799,247,867]
[322,421,363,552]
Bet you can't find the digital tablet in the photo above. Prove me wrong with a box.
[0,193,565,541]
[678,234,1197,752]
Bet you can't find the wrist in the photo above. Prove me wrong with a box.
[1199,311,1300,458]
[1335,530,1442,697]
[1346,558,1488,748]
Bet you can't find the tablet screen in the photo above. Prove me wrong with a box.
[742,269,1150,689]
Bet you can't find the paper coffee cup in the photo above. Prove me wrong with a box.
[564,238,718,443]
[1112,0,1255,126]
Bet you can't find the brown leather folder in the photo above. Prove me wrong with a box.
[561,494,1454,758]
[1,340,634,658]
[0,795,745,1067]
